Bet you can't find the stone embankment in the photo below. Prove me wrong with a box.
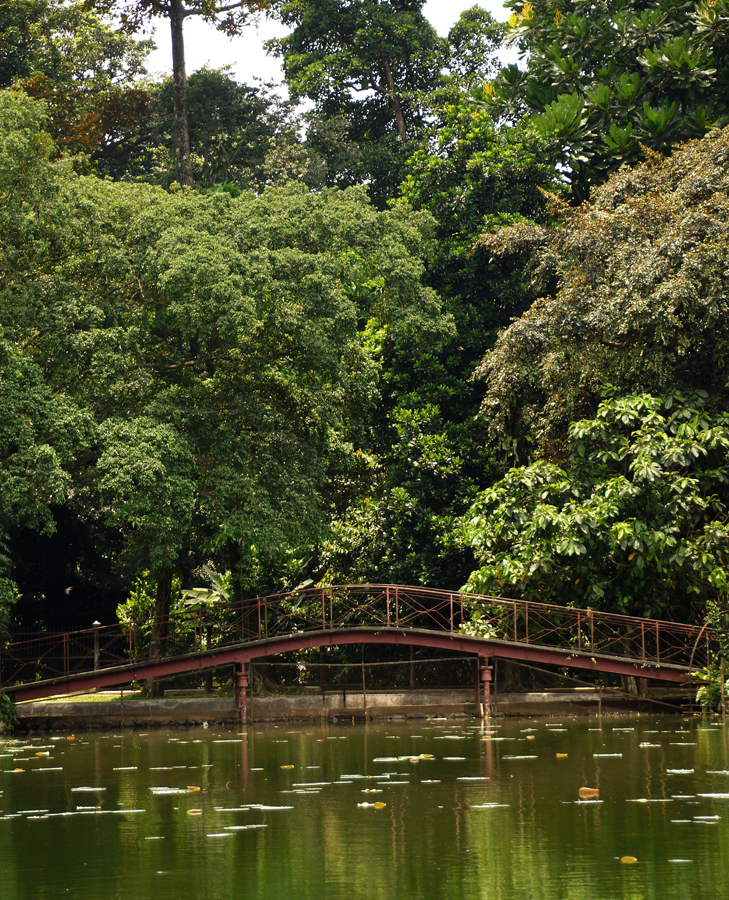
[15,687,686,730]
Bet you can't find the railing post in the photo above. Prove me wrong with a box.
[329,587,333,629]
[92,621,101,671]
[395,586,399,627]
[386,587,390,627]
[641,622,646,660]
[577,611,581,650]
[513,604,517,642]
[63,633,69,676]
[590,611,594,652]
[257,597,262,639]
[322,590,326,630]
[656,621,660,663]
[525,603,529,644]
[450,594,454,632]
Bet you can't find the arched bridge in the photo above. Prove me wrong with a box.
[0,584,715,706]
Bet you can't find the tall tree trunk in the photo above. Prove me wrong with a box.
[142,568,173,698]
[380,54,406,141]
[170,0,193,186]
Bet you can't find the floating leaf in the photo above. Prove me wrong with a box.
[620,856,638,864]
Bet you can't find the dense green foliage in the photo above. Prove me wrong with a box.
[458,392,729,618]
[0,88,449,629]
[1,0,728,648]
[269,2,506,205]
[480,0,729,199]
[1,0,151,160]
[476,127,729,463]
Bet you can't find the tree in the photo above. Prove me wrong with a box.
[270,0,445,141]
[1,0,153,163]
[475,125,729,463]
[456,391,729,621]
[108,67,278,185]
[0,87,452,632]
[1,0,151,89]
[88,0,268,185]
[479,0,729,199]
[446,6,504,88]
[304,105,561,590]
[268,0,447,205]
[317,110,560,588]
[96,417,195,693]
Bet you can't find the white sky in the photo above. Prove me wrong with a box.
[143,1,510,86]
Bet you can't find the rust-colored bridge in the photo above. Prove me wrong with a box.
[0,585,715,705]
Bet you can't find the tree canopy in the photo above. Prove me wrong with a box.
[475,125,729,463]
[480,0,729,198]
[0,87,451,629]
[458,391,729,619]
[3,0,729,642]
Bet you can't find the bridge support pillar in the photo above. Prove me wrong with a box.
[480,660,493,719]
[234,663,248,725]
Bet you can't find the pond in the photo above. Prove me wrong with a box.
[1,715,728,899]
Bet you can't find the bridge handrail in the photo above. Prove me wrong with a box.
[0,583,715,688]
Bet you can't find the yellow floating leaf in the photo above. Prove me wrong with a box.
[188,809,203,816]
[556,753,568,758]
[373,802,386,809]
[280,765,294,770]
[620,856,638,864]
[579,787,599,799]
[186,786,200,792]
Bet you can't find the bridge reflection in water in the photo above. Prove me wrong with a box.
[1,584,716,706]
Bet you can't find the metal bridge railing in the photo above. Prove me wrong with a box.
[0,584,716,688]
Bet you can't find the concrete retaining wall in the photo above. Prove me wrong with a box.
[13,688,654,730]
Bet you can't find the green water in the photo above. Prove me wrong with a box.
[2,715,729,899]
